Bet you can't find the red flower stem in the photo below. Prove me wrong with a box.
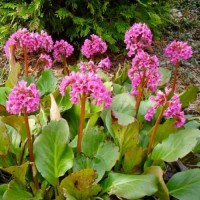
[23,45,29,77]
[135,73,147,118]
[23,110,39,190]
[171,61,180,93]
[77,93,87,153]
[63,57,69,75]
[90,55,95,61]
[146,106,166,156]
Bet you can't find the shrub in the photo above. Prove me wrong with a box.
[0,0,172,51]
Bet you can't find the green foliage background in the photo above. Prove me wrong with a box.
[0,0,171,51]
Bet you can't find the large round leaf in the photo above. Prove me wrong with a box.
[152,129,200,162]
[34,119,73,186]
[111,93,136,126]
[102,172,158,199]
[36,69,57,96]
[167,169,200,200]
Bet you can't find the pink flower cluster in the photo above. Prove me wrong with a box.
[81,34,107,59]
[124,23,152,57]
[79,57,111,73]
[38,54,53,69]
[6,80,40,114]
[4,28,53,58]
[128,50,160,96]
[164,40,193,64]
[53,39,74,62]
[145,88,185,128]
[59,72,112,108]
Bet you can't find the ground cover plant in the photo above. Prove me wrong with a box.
[0,22,200,200]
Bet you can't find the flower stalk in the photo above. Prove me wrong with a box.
[23,45,29,77]
[77,93,87,153]
[63,56,69,75]
[24,110,39,189]
[171,61,180,93]
[146,106,165,156]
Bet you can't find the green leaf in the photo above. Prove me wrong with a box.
[96,142,120,171]
[158,67,171,86]
[145,166,169,200]
[82,127,105,157]
[111,93,136,126]
[152,129,200,162]
[36,69,57,96]
[0,87,11,106]
[154,119,178,144]
[0,123,10,156]
[111,121,139,156]
[123,146,143,174]
[60,169,101,200]
[5,46,20,88]
[54,88,72,112]
[34,119,73,186]
[167,169,200,200]
[102,172,158,199]
[63,105,80,139]
[0,184,8,200]
[179,85,199,108]
[1,162,29,186]
[3,180,33,200]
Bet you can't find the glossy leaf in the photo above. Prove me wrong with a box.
[0,184,7,200]
[34,119,73,186]
[145,166,169,200]
[0,87,11,106]
[36,69,57,96]
[5,46,20,88]
[0,123,10,156]
[158,67,171,86]
[167,169,200,200]
[1,162,29,186]
[111,93,136,126]
[96,142,120,171]
[3,180,33,200]
[60,169,101,200]
[82,127,105,157]
[154,119,178,144]
[152,129,200,162]
[111,121,139,155]
[179,85,198,108]
[102,172,158,199]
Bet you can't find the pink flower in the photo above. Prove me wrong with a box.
[6,80,40,114]
[81,34,107,59]
[145,88,185,128]
[98,57,111,69]
[37,30,53,52]
[4,29,53,59]
[38,54,53,68]
[53,39,74,62]
[79,61,99,73]
[164,40,193,64]
[79,57,111,73]
[59,72,112,108]
[128,50,160,96]
[124,23,152,57]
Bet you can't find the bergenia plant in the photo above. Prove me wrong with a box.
[145,88,186,155]
[124,22,152,57]
[1,23,200,200]
[59,71,112,153]
[53,39,74,75]
[6,80,40,189]
[164,40,193,92]
[4,28,53,76]
[128,50,161,117]
[81,34,107,60]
